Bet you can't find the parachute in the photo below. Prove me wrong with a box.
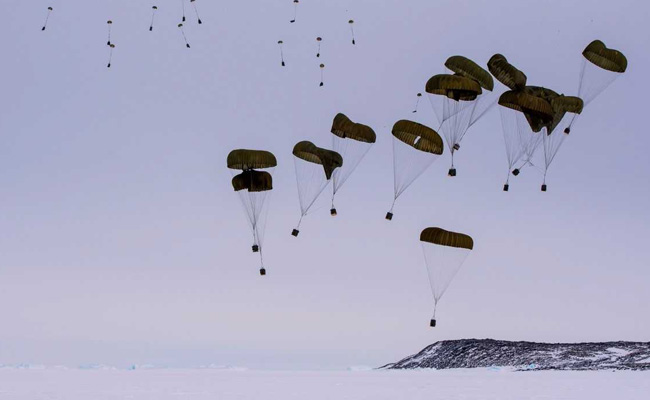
[149,6,158,32]
[42,7,53,31]
[412,93,422,114]
[190,0,203,24]
[292,141,342,236]
[227,149,278,276]
[180,0,186,22]
[320,64,325,87]
[427,56,495,176]
[426,72,482,176]
[107,43,116,68]
[330,114,376,216]
[349,20,356,45]
[579,40,627,106]
[106,20,113,46]
[178,23,190,48]
[386,120,443,220]
[540,95,583,191]
[290,0,300,23]
[488,54,527,91]
[565,40,627,133]
[420,227,474,327]
[278,40,285,67]
[316,37,322,58]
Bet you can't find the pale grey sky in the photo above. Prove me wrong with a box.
[0,0,648,369]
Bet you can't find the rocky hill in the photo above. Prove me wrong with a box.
[383,339,650,371]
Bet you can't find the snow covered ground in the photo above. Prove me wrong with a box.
[0,368,649,399]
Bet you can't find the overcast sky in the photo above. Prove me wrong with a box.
[0,0,648,370]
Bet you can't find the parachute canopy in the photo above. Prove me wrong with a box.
[426,74,482,101]
[498,90,554,132]
[331,113,377,143]
[292,141,343,180]
[232,170,273,192]
[488,54,527,90]
[445,56,494,91]
[392,120,444,155]
[227,149,277,170]
[420,227,474,250]
[551,96,584,115]
[582,40,628,73]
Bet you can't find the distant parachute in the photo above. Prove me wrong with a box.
[42,7,53,31]
[149,6,158,31]
[278,40,285,66]
[425,72,482,176]
[178,23,190,48]
[349,20,356,45]
[412,93,422,114]
[420,227,474,327]
[316,37,322,58]
[290,0,299,23]
[190,0,203,24]
[227,149,278,276]
[180,0,186,22]
[106,20,113,46]
[330,114,376,216]
[319,64,325,87]
[292,141,342,236]
[386,120,443,220]
[107,43,116,68]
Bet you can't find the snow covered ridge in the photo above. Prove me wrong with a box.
[382,339,650,371]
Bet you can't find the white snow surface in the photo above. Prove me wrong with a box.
[0,368,649,399]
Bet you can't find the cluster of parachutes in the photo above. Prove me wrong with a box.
[40,1,205,67]
[227,39,627,328]
[495,41,627,191]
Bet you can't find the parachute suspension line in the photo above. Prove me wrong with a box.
[181,0,186,22]
[349,20,356,45]
[391,137,437,203]
[412,93,422,113]
[278,41,285,66]
[290,0,299,23]
[106,20,113,46]
[107,44,115,68]
[42,7,53,31]
[149,6,158,31]
[191,0,202,24]
[293,157,331,235]
[178,23,190,48]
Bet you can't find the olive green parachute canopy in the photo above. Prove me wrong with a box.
[445,56,494,91]
[392,120,444,155]
[499,90,554,133]
[488,54,527,90]
[292,141,343,180]
[551,96,584,115]
[232,170,273,192]
[583,40,628,73]
[524,86,560,104]
[425,74,482,101]
[420,227,474,250]
[331,113,377,143]
[545,95,584,134]
[227,149,277,170]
